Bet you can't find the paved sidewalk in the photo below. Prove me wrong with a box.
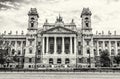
[0,72,119,79]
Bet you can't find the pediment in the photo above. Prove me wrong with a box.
[41,26,77,34]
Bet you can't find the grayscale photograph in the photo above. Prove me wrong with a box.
[0,0,120,79]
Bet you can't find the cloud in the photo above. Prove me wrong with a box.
[106,0,119,4]
[0,0,120,34]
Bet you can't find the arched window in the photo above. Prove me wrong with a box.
[57,58,61,64]
[85,17,89,20]
[49,58,53,64]
[12,49,15,55]
[65,58,70,64]
[99,49,102,55]
[111,49,115,56]
[87,49,90,54]
[85,22,89,27]
[31,23,34,27]
[29,48,32,54]
[18,50,21,55]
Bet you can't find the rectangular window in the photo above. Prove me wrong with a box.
[57,37,62,54]
[72,37,74,54]
[31,23,34,27]
[117,42,120,47]
[38,42,41,46]
[11,41,15,46]
[23,41,26,47]
[17,41,21,47]
[29,41,32,45]
[57,58,61,64]
[78,42,81,46]
[78,50,81,55]
[38,50,41,55]
[29,65,31,68]
[99,41,102,47]
[105,41,108,47]
[87,49,90,54]
[86,41,89,45]
[29,58,32,63]
[23,49,25,55]
[79,58,82,63]
[49,37,54,54]
[118,49,120,54]
[111,41,115,47]
[87,58,90,63]
[18,50,21,55]
[86,22,89,27]
[29,49,32,54]
[111,49,115,56]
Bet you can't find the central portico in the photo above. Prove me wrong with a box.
[40,16,77,69]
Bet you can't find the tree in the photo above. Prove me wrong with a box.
[114,53,120,66]
[100,50,111,67]
[0,37,12,68]
[13,55,20,68]
[0,49,9,68]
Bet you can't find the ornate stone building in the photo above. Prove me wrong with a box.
[0,8,119,69]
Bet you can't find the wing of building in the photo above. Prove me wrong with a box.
[0,8,119,69]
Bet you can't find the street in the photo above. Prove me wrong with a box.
[0,72,119,79]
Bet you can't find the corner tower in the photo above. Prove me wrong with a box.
[81,8,94,68]
[81,8,92,33]
[27,8,39,33]
[24,8,39,69]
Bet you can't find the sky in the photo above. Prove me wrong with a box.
[0,0,120,35]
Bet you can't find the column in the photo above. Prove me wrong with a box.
[62,37,64,54]
[21,41,23,56]
[109,41,111,56]
[96,41,99,56]
[70,37,72,54]
[115,41,117,55]
[42,37,45,55]
[74,37,76,54]
[46,36,49,54]
[102,41,105,50]
[54,37,57,54]
[15,41,17,52]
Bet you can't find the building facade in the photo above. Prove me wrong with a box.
[0,8,119,69]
